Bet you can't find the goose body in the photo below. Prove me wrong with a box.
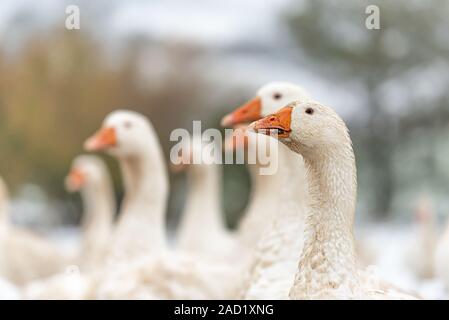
[66,155,115,269]
[222,82,310,299]
[97,251,238,299]
[84,110,239,299]
[23,156,115,299]
[236,163,278,248]
[223,82,311,249]
[252,101,418,299]
[23,267,94,300]
[174,138,240,260]
[0,176,72,286]
[239,134,307,299]
[84,110,169,263]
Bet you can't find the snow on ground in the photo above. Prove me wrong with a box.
[357,223,447,299]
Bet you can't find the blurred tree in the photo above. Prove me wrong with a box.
[0,27,251,227]
[287,0,449,216]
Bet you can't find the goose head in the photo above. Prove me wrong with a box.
[65,155,108,192]
[250,101,350,154]
[84,110,156,158]
[221,82,311,127]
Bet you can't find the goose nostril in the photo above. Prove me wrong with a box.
[269,117,276,122]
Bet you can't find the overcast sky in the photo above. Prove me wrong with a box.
[0,0,365,120]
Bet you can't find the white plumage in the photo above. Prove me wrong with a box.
[251,101,418,299]
[82,110,242,299]
[174,137,242,261]
[222,82,310,299]
[0,176,73,286]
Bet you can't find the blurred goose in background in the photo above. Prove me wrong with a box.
[223,125,280,249]
[222,82,311,249]
[221,82,310,299]
[0,175,72,286]
[172,137,241,260]
[97,250,239,299]
[85,110,169,262]
[406,197,436,279]
[251,101,418,299]
[24,110,171,299]
[88,110,240,299]
[65,155,115,270]
[224,127,307,299]
[25,111,170,299]
[23,264,92,300]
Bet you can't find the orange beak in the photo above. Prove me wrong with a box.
[221,97,262,127]
[84,127,117,151]
[65,169,85,191]
[224,125,249,151]
[251,106,293,139]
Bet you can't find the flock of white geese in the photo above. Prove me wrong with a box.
[1,82,449,299]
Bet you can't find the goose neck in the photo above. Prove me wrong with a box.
[183,163,222,227]
[290,143,360,299]
[116,149,168,252]
[80,179,115,239]
[120,152,168,215]
[248,163,282,195]
[178,163,226,251]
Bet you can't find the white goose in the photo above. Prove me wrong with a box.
[223,127,307,299]
[173,137,240,260]
[86,110,239,299]
[65,155,115,269]
[23,110,169,299]
[222,82,311,249]
[222,125,279,249]
[84,110,169,262]
[0,176,72,286]
[23,156,116,300]
[251,101,418,299]
[221,82,310,299]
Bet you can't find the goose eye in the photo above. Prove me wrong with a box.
[124,121,132,129]
[305,108,314,115]
[273,93,282,100]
